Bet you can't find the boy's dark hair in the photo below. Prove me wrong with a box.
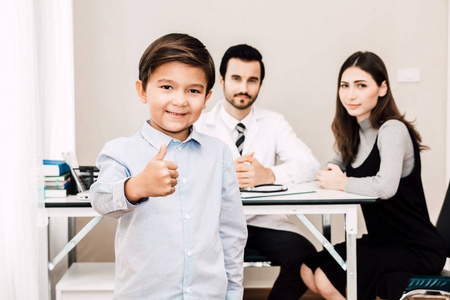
[138,33,215,93]
[219,44,265,83]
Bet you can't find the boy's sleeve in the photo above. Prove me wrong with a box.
[219,147,248,300]
[90,142,143,218]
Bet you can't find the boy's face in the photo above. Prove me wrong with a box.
[136,61,211,141]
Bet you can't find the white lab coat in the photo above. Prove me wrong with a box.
[195,101,320,234]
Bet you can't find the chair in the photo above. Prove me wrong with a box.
[399,181,450,299]
[242,217,333,268]
[243,248,276,268]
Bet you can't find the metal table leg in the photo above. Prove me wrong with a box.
[322,213,331,241]
[346,206,358,300]
[296,214,346,271]
[48,216,102,271]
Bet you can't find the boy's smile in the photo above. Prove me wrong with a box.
[167,111,187,118]
[136,61,211,141]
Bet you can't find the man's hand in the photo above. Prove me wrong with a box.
[316,163,348,191]
[234,153,275,188]
[125,142,179,202]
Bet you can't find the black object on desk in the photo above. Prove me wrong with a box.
[67,166,98,195]
[240,184,288,193]
[45,200,91,208]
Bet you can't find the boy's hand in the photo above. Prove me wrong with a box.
[234,153,275,188]
[316,163,348,191]
[125,143,179,202]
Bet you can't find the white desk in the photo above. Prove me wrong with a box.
[242,183,377,299]
[44,182,377,300]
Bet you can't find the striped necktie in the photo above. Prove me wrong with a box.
[235,123,246,155]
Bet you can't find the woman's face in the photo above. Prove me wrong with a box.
[338,66,387,122]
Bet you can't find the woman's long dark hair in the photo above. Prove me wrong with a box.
[332,51,427,164]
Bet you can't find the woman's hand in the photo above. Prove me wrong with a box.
[316,163,348,191]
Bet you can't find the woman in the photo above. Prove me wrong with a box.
[300,51,446,299]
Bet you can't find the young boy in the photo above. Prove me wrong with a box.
[90,33,248,300]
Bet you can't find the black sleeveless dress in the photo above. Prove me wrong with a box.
[304,133,446,299]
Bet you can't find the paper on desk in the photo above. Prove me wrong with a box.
[240,184,317,199]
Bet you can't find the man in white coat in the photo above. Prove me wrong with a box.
[195,44,320,299]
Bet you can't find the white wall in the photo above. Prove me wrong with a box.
[73,0,449,287]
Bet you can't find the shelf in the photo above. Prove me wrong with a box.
[55,262,114,300]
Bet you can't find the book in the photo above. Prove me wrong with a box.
[45,172,71,182]
[45,178,71,189]
[43,160,70,176]
[45,187,68,198]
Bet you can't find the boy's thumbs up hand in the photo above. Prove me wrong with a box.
[125,142,179,202]
[152,141,168,161]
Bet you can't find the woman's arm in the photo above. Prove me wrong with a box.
[345,120,414,199]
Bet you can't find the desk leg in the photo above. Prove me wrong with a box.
[68,217,76,266]
[346,206,358,300]
[322,214,331,241]
[48,216,102,271]
[296,214,346,270]
[39,225,50,300]
[346,233,357,299]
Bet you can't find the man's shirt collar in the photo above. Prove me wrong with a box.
[220,102,254,131]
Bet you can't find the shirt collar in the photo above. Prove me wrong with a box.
[140,120,203,149]
[219,102,254,131]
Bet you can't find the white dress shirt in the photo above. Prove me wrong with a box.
[195,101,320,234]
[90,121,247,300]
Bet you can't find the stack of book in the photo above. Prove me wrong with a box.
[44,160,71,198]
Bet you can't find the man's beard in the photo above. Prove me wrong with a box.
[225,92,258,110]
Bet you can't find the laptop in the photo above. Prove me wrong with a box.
[76,190,90,200]
[62,151,90,200]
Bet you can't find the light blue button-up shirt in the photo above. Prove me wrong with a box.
[90,121,248,300]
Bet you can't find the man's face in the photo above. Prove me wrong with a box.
[221,58,262,110]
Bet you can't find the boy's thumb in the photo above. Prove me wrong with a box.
[152,142,167,161]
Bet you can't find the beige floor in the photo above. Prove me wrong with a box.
[243,288,323,300]
[243,289,435,300]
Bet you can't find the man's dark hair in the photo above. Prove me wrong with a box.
[219,44,265,82]
[138,33,215,93]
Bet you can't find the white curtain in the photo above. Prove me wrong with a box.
[37,0,76,159]
[0,0,43,299]
[0,0,75,299]
[36,1,76,299]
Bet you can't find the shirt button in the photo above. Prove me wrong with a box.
[117,201,123,207]
[177,146,182,151]
[185,213,190,220]
[186,287,191,294]
[187,250,192,256]
[182,178,187,184]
